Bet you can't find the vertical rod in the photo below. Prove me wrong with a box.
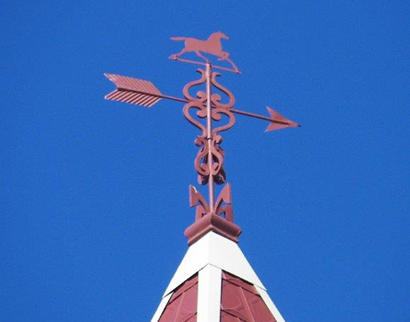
[206,62,215,213]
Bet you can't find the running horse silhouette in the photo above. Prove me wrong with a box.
[169,31,239,72]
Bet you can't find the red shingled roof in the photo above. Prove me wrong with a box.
[158,272,275,321]
[159,275,198,322]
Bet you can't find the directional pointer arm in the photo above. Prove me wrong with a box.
[104,73,300,131]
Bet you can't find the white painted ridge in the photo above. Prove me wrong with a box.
[197,265,222,322]
[151,292,172,322]
[163,231,265,296]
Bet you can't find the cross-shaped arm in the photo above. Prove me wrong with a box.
[104,73,300,132]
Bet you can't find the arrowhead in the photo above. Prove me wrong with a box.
[265,106,300,132]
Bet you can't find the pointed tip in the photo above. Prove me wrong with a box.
[265,105,300,131]
[104,73,115,82]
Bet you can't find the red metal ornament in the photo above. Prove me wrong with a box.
[104,32,300,244]
[182,62,241,244]
[104,73,163,107]
[169,31,240,73]
[265,106,299,132]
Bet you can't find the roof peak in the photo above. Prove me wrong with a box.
[152,231,284,321]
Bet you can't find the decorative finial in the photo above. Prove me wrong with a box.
[104,31,300,245]
[169,31,240,73]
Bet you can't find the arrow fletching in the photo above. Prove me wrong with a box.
[104,73,163,108]
[265,106,300,132]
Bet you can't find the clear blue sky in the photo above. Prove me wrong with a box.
[1,1,409,321]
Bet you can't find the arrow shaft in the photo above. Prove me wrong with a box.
[161,94,290,125]
[231,108,291,125]
[162,94,292,126]
[160,93,187,103]
[116,88,292,126]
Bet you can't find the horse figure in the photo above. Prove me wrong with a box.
[169,31,239,72]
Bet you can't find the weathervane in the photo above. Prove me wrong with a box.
[104,32,299,245]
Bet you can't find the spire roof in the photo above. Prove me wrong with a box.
[151,231,284,321]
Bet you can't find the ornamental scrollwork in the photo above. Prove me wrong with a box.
[182,68,235,187]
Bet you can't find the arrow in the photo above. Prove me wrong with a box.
[104,73,186,107]
[104,73,300,131]
[232,106,300,132]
